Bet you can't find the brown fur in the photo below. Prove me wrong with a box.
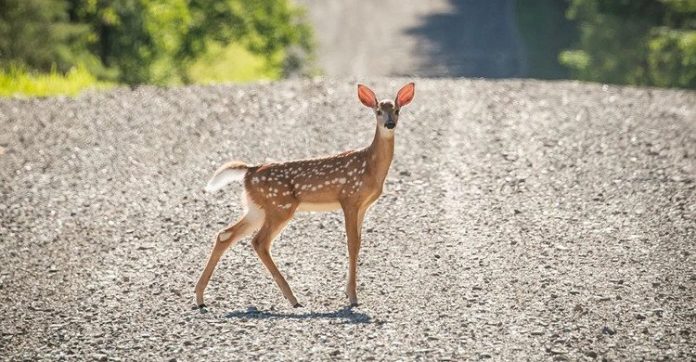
[195,83,415,308]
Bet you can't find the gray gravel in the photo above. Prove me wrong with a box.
[1,78,695,360]
[297,0,525,78]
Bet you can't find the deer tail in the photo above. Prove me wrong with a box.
[205,161,249,193]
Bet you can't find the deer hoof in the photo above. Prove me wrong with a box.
[293,303,303,308]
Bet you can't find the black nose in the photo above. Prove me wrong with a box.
[385,123,396,129]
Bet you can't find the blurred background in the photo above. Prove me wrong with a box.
[1,0,694,96]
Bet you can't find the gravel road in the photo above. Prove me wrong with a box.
[1,79,695,360]
[297,0,525,77]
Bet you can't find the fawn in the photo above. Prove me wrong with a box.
[195,83,415,308]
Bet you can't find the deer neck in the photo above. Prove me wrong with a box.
[366,124,395,186]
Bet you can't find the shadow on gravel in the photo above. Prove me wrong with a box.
[404,0,526,77]
[224,306,372,324]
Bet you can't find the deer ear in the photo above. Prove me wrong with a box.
[395,82,415,108]
[357,84,378,108]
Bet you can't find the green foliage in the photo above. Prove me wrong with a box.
[180,0,313,80]
[0,0,97,73]
[561,0,696,88]
[63,0,313,85]
[0,65,111,97]
[516,0,578,79]
[188,42,280,84]
[559,50,590,71]
[648,28,696,88]
[1,0,314,91]
[67,0,158,83]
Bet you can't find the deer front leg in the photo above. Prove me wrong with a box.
[342,205,364,307]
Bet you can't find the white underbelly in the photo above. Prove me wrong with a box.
[297,201,342,212]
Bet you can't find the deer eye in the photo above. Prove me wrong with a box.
[395,109,400,115]
[376,110,383,116]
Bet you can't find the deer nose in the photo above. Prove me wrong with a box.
[385,122,396,129]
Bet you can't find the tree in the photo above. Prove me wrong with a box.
[0,0,95,72]
[1,0,313,85]
[516,0,578,79]
[65,0,312,84]
[179,0,313,81]
[561,0,696,89]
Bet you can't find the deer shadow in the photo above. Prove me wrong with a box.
[224,305,373,325]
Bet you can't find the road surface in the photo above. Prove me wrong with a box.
[297,0,526,78]
[1,79,694,360]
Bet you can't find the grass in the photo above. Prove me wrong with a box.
[0,65,113,97]
[1,42,280,97]
[188,42,282,84]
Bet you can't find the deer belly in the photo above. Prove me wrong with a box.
[297,201,342,212]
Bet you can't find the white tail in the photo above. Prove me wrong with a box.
[196,83,415,309]
[204,161,248,192]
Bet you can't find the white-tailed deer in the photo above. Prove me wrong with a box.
[195,83,415,308]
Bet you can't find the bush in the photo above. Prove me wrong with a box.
[560,0,696,89]
[0,0,99,74]
[1,0,314,89]
[648,28,696,88]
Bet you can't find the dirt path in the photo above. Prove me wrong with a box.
[297,0,526,77]
[0,79,694,360]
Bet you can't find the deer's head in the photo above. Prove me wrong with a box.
[358,83,415,132]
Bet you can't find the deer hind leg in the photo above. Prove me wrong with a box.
[195,210,262,308]
[252,215,301,307]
